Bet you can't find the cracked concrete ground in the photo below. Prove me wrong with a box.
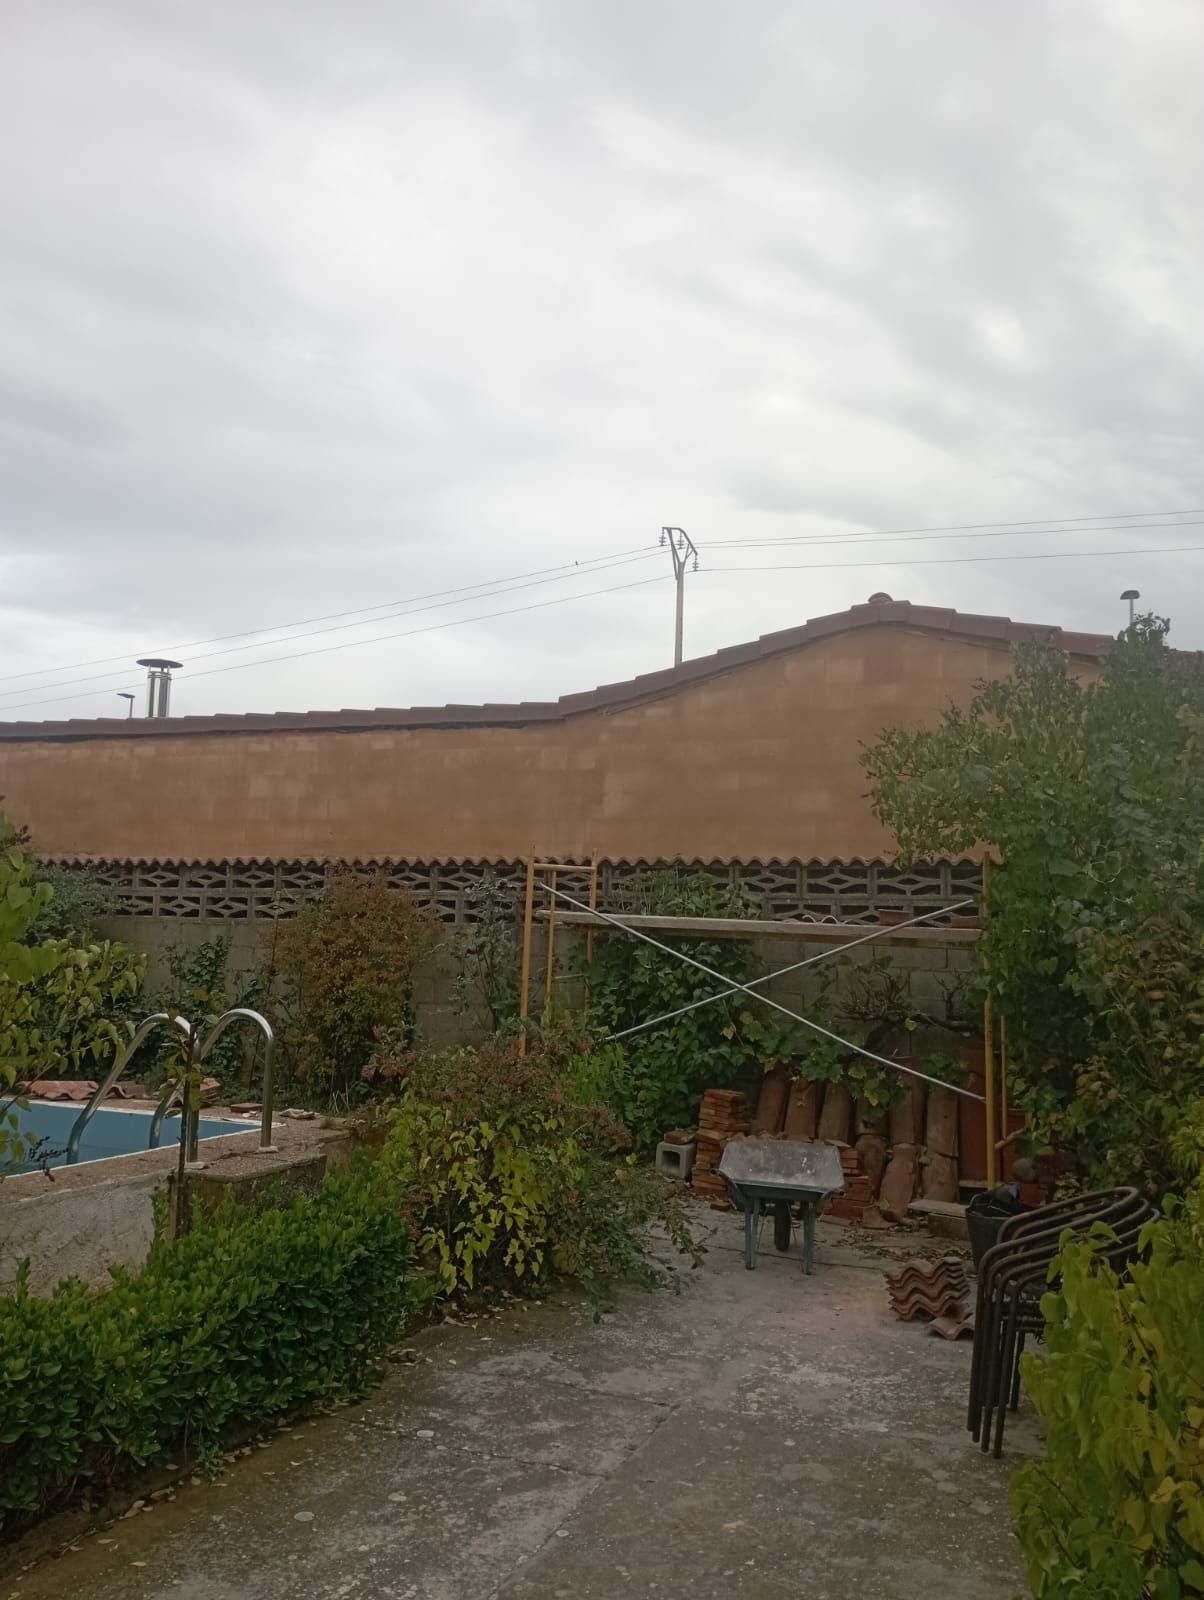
[13,1211,1038,1600]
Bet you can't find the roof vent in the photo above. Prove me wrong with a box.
[136,658,182,719]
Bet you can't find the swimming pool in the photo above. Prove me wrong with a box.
[8,1101,256,1172]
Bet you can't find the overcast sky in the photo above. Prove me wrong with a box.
[1,0,1201,722]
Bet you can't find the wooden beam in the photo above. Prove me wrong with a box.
[538,910,979,945]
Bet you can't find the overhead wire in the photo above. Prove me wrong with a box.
[0,570,668,716]
[706,517,1204,553]
[9,505,1200,691]
[0,548,661,703]
[703,541,1204,574]
[707,506,1204,549]
[6,502,1203,720]
[0,542,659,689]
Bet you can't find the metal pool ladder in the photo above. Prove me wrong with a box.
[65,1008,278,1165]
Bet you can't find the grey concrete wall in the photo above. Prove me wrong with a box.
[0,1166,162,1296]
[0,1123,350,1296]
[101,913,974,1062]
[100,915,491,1050]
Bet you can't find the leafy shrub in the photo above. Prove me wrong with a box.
[581,869,768,1147]
[1,817,144,1170]
[451,876,521,1030]
[148,936,265,1096]
[373,1025,701,1310]
[1012,1186,1204,1598]
[863,620,1204,1192]
[268,871,441,1104]
[27,861,118,941]
[0,1163,414,1536]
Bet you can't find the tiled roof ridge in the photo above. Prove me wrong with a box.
[39,851,981,870]
[0,597,1112,741]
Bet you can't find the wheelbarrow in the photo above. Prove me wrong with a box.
[718,1139,845,1274]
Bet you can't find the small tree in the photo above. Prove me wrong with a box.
[269,872,441,1105]
[1,817,144,1171]
[862,619,1204,1193]
[451,876,521,1031]
[581,869,769,1148]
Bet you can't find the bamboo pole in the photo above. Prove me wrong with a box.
[544,868,558,1010]
[518,855,536,1055]
[982,855,998,1189]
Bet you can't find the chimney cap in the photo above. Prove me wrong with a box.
[137,657,183,670]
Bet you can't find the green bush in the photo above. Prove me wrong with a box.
[864,620,1204,1193]
[28,860,118,941]
[268,871,441,1106]
[147,935,265,1097]
[581,869,768,1147]
[1012,1186,1204,1598]
[1,815,144,1170]
[0,1163,414,1537]
[373,1026,701,1310]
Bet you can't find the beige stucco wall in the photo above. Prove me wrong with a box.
[0,625,1092,863]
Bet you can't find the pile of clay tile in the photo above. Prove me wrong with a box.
[690,1089,750,1204]
[885,1255,970,1325]
[824,1145,876,1221]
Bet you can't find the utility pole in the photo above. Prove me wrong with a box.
[661,526,698,667]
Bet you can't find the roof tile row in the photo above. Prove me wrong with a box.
[0,599,1112,742]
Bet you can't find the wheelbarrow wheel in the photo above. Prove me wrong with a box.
[773,1200,792,1252]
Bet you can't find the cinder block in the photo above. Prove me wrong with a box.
[655,1140,696,1182]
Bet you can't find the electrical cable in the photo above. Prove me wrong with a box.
[707,507,1204,549]
[706,517,1204,554]
[0,549,660,703]
[703,542,1204,574]
[0,571,668,716]
[0,542,658,688]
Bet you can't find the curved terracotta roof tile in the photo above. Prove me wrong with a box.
[0,598,1112,742]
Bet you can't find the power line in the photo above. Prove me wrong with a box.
[708,506,1204,549]
[0,549,660,703]
[6,504,1199,696]
[707,517,1204,553]
[704,542,1204,575]
[0,571,668,716]
[0,542,658,688]
[9,504,1199,689]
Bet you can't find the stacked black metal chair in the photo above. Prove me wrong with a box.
[968,1187,1155,1457]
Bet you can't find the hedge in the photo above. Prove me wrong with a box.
[1012,1192,1204,1599]
[0,1163,414,1536]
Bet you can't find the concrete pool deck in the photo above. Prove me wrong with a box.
[0,1112,349,1294]
[12,1211,1039,1600]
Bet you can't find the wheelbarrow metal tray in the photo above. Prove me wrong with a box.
[718,1139,845,1274]
[718,1138,844,1195]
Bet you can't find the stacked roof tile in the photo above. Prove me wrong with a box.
[885,1256,969,1321]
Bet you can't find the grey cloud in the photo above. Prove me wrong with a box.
[1,0,1202,724]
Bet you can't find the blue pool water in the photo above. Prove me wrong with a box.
[9,1100,254,1172]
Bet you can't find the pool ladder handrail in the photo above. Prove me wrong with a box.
[66,1008,278,1166]
[66,1012,193,1165]
[147,1007,278,1159]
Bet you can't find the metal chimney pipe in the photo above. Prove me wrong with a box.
[136,658,183,718]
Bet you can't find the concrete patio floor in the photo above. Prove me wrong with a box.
[13,1210,1038,1600]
